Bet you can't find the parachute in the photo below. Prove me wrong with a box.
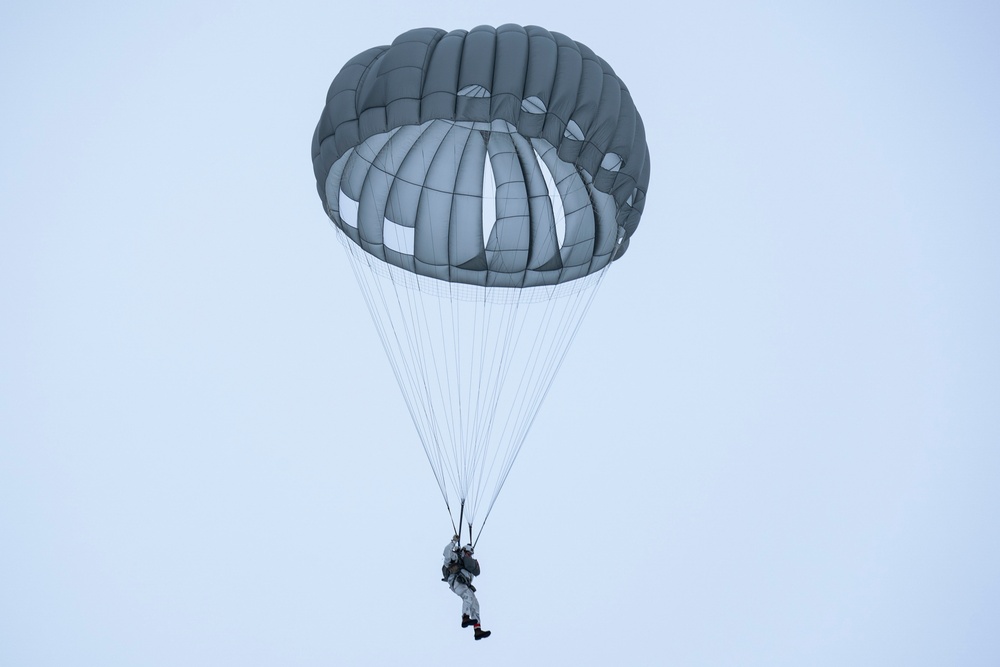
[311,25,650,545]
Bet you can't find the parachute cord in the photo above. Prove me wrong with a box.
[472,265,611,540]
[468,293,530,522]
[339,224,611,545]
[339,233,458,505]
[466,293,537,528]
[397,274,460,494]
[469,282,569,527]
[472,516,487,550]
[446,501,458,537]
[340,237,447,500]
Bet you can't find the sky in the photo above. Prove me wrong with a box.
[2,1,998,665]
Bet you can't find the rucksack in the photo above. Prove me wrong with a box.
[441,560,462,580]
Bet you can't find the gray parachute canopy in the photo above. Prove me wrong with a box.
[311,24,650,288]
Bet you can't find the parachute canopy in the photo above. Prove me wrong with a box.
[311,25,650,544]
[312,25,649,284]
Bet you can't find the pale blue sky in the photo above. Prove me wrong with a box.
[2,1,998,665]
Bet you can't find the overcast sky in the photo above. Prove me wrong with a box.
[2,1,998,665]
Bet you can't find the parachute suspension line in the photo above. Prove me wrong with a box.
[442,476,457,538]
[470,291,545,526]
[340,239,448,501]
[453,291,480,533]
[445,281,475,532]
[467,297,500,505]
[338,232,457,507]
[507,270,608,480]
[408,292,471,509]
[389,263,475,515]
[470,292,496,521]
[451,283,474,513]
[470,279,570,523]
[380,262,467,531]
[451,290,479,529]
[502,281,592,466]
[461,288,482,507]
[471,266,612,545]
[467,291,528,529]
[470,290,540,521]
[379,269,455,499]
[392,268,456,490]
[468,291,533,526]
[338,226,611,543]
[447,282,461,497]
[415,278,450,481]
